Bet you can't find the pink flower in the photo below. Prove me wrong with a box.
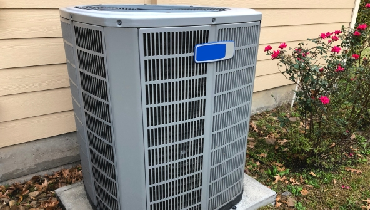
[331,46,341,53]
[366,3,370,8]
[352,54,360,59]
[328,40,332,43]
[334,30,342,35]
[342,185,350,189]
[336,65,345,72]
[279,42,287,49]
[354,31,362,36]
[264,45,272,52]
[349,153,354,157]
[320,33,326,39]
[357,24,367,30]
[326,32,333,38]
[271,50,280,60]
[331,36,339,41]
[319,96,330,105]
[319,67,324,72]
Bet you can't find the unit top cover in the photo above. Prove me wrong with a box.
[60,4,262,27]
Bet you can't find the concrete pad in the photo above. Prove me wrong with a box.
[0,133,80,183]
[236,174,276,210]
[56,174,276,210]
[56,182,93,210]
[251,84,295,114]
[0,162,79,186]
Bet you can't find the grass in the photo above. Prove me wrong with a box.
[245,105,370,209]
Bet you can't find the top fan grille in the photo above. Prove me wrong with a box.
[75,5,228,12]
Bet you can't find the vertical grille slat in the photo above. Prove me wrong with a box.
[140,27,210,210]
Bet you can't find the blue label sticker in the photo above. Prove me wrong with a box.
[194,41,235,63]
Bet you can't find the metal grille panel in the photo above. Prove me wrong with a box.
[72,24,119,210]
[74,26,104,53]
[208,22,260,210]
[76,5,227,12]
[140,26,210,210]
[61,18,97,204]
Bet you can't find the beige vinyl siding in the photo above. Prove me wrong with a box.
[0,9,352,39]
[0,22,349,69]
[0,0,145,8]
[0,65,69,96]
[0,111,75,148]
[0,88,72,123]
[0,0,355,148]
[157,0,353,9]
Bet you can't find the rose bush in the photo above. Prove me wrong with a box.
[264,5,370,168]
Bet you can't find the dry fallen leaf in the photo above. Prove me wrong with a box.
[274,162,283,167]
[309,171,317,177]
[256,161,260,166]
[330,143,336,147]
[257,153,267,158]
[29,191,40,198]
[9,200,16,207]
[276,195,281,202]
[287,197,297,207]
[250,121,258,132]
[247,141,256,149]
[301,189,309,195]
[289,117,298,122]
[333,179,337,185]
[265,137,276,145]
[305,185,314,188]
[350,133,356,140]
[300,176,304,183]
[274,174,287,183]
[345,167,362,174]
[277,139,288,145]
[275,202,282,207]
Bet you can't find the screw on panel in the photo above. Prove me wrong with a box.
[212,18,216,23]
[117,20,122,26]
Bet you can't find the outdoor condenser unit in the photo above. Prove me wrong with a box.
[60,5,261,210]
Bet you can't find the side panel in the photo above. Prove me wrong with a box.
[104,27,147,210]
[139,26,211,210]
[60,17,97,205]
[208,22,261,210]
[62,20,121,210]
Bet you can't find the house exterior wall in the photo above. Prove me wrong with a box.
[0,0,355,148]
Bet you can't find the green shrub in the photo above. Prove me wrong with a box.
[263,4,370,168]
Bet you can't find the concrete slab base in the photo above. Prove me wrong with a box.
[0,133,80,183]
[56,182,93,210]
[0,162,79,186]
[56,174,276,210]
[235,174,276,209]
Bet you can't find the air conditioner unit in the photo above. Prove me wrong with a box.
[60,5,261,210]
